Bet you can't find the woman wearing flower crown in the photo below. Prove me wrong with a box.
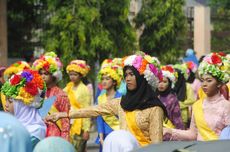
[1,61,30,111]
[63,59,91,152]
[48,52,167,147]
[164,52,230,141]
[157,65,184,140]
[185,61,201,100]
[173,63,196,128]
[32,52,70,141]
[1,69,47,149]
[95,61,123,151]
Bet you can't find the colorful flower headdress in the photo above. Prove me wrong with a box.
[98,59,123,89]
[173,64,190,80]
[186,61,197,73]
[198,52,229,83]
[100,59,113,69]
[1,69,47,108]
[32,52,63,81]
[66,60,90,77]
[122,51,163,91]
[161,65,177,88]
[3,61,30,81]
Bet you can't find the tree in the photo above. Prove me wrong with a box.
[210,0,230,53]
[43,0,137,85]
[135,0,187,64]
[7,0,45,61]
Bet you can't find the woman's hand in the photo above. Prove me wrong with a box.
[45,112,67,122]
[163,127,172,135]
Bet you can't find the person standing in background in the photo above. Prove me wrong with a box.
[33,52,70,141]
[64,60,91,152]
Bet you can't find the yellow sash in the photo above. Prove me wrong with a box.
[125,111,150,146]
[65,82,82,135]
[98,93,119,131]
[49,105,62,130]
[193,99,218,140]
[163,118,175,129]
[1,93,6,111]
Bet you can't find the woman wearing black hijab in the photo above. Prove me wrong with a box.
[173,65,196,128]
[48,53,166,147]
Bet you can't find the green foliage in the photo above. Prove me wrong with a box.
[209,0,230,53]
[135,0,187,62]
[7,0,44,60]
[43,0,137,85]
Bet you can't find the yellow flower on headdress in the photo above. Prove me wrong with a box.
[32,51,63,81]
[66,60,90,77]
[4,61,30,81]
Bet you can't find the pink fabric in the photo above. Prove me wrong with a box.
[171,93,230,141]
[191,79,201,100]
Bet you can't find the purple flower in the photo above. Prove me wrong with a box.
[21,71,33,82]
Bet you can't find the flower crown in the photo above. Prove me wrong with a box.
[198,52,229,83]
[32,52,63,81]
[101,59,113,69]
[1,69,47,108]
[173,64,190,80]
[122,52,163,90]
[161,65,177,88]
[98,65,122,89]
[66,60,90,77]
[186,61,197,73]
[4,61,30,81]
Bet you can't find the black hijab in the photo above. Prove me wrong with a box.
[187,70,196,83]
[120,66,167,115]
[157,78,173,97]
[173,69,187,101]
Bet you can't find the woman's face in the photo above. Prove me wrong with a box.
[39,69,53,85]
[124,68,137,91]
[201,74,220,97]
[5,97,14,114]
[158,77,169,92]
[68,71,82,84]
[101,74,116,90]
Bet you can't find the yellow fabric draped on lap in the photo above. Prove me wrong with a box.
[193,99,218,140]
[65,82,82,135]
[125,111,150,146]
[98,93,120,131]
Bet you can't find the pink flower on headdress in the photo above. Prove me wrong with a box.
[133,56,142,70]
[78,63,85,68]
[203,56,212,64]
[56,58,63,68]
[149,64,158,76]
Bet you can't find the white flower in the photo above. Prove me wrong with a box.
[124,55,136,66]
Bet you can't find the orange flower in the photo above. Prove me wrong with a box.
[139,59,148,74]
[122,56,128,67]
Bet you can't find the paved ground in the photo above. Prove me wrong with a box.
[87,131,99,152]
[87,121,99,152]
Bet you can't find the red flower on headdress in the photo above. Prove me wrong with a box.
[43,62,50,72]
[186,61,194,70]
[10,75,21,85]
[211,54,222,64]
[218,52,226,57]
[25,82,38,96]
[165,65,174,73]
